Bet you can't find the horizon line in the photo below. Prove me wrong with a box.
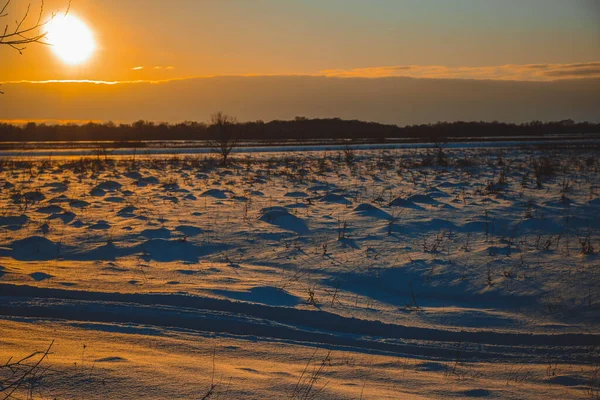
[1,117,597,127]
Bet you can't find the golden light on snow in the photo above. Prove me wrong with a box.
[45,15,96,65]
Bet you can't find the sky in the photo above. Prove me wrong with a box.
[1,0,599,124]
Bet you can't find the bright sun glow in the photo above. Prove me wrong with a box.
[45,15,96,65]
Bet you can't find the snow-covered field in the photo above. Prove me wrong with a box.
[0,144,599,399]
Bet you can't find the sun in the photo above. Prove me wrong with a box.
[45,15,96,65]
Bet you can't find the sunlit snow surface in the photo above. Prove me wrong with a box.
[0,144,599,399]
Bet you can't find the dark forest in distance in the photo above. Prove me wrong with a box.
[1,118,599,143]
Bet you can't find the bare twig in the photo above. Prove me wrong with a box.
[0,0,71,53]
[0,340,55,400]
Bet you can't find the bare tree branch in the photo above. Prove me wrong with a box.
[0,340,55,400]
[208,112,239,166]
[0,0,71,54]
[0,1,70,93]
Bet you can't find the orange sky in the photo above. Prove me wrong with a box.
[2,0,600,82]
[1,0,599,124]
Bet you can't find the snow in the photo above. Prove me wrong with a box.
[0,144,599,399]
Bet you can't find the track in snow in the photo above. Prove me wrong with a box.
[1,284,598,364]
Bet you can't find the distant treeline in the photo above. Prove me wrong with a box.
[0,118,598,142]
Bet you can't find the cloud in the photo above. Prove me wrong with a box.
[566,62,600,68]
[0,78,191,85]
[1,75,598,125]
[545,66,600,77]
[132,65,175,71]
[319,62,600,81]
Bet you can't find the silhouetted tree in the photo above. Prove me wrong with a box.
[432,135,449,166]
[0,0,71,93]
[208,112,238,165]
[0,119,598,143]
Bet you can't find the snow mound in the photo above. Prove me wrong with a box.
[457,389,492,397]
[138,239,222,262]
[259,206,309,234]
[176,225,203,236]
[427,187,451,198]
[124,171,142,180]
[200,189,229,199]
[49,195,70,204]
[95,180,122,191]
[389,197,422,209]
[11,236,58,261]
[0,215,28,227]
[212,286,301,307]
[136,176,160,186]
[96,356,128,363]
[44,182,68,193]
[117,206,137,216]
[26,191,46,202]
[89,221,111,230]
[407,194,437,204]
[320,193,351,205]
[284,191,309,198]
[588,197,600,206]
[30,272,54,281]
[69,199,90,208]
[308,184,332,192]
[353,203,391,219]
[16,191,45,203]
[36,205,63,214]
[48,211,76,224]
[141,227,171,239]
[90,188,106,197]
